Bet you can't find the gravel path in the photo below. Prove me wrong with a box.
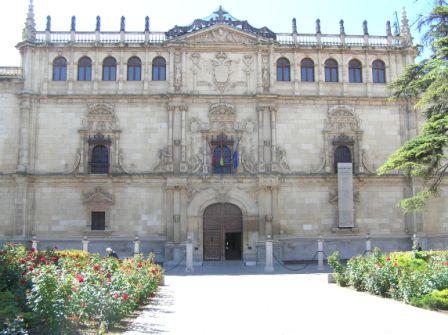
[120,263,448,335]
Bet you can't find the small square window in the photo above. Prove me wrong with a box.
[91,211,105,230]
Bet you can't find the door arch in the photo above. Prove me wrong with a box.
[203,203,242,261]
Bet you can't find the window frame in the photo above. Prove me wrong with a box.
[324,59,339,83]
[78,56,92,81]
[276,57,291,82]
[300,58,315,82]
[334,145,353,172]
[89,144,110,174]
[52,57,67,81]
[152,57,166,81]
[348,59,363,83]
[372,59,386,84]
[102,57,117,81]
[91,211,106,231]
[127,56,142,81]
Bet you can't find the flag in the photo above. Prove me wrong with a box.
[232,138,239,170]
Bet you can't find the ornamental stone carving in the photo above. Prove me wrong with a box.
[324,105,361,133]
[211,51,232,93]
[173,51,182,92]
[153,146,173,172]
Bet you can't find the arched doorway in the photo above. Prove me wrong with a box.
[203,203,242,261]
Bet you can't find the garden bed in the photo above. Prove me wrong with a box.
[328,249,448,311]
[0,243,163,334]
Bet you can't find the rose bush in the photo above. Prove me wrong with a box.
[0,243,163,334]
[328,248,448,310]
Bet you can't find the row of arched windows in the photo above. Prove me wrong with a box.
[52,56,166,81]
[276,58,386,84]
[88,143,353,175]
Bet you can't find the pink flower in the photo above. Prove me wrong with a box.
[122,293,129,301]
[386,257,391,262]
[75,274,84,283]
[114,293,119,299]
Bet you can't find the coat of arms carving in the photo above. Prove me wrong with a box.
[211,51,232,93]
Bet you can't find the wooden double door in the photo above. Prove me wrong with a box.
[203,203,242,261]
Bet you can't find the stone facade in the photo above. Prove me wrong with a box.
[1,4,447,263]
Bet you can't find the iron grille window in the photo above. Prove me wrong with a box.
[78,57,92,81]
[324,59,338,82]
[348,59,362,83]
[90,145,109,174]
[334,145,352,172]
[301,58,315,82]
[102,57,117,81]
[276,57,290,81]
[372,60,386,83]
[53,57,67,81]
[91,211,105,230]
[152,57,166,81]
[127,56,142,81]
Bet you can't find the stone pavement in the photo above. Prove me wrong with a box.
[119,262,448,335]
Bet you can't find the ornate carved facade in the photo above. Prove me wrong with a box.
[1,4,447,262]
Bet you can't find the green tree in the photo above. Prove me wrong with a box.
[378,1,448,212]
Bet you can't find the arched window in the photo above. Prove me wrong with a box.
[372,60,386,83]
[102,57,117,81]
[324,59,338,82]
[300,58,315,82]
[152,57,166,81]
[78,57,92,81]
[348,59,362,83]
[90,145,109,174]
[212,145,232,174]
[334,145,352,172]
[127,56,142,81]
[276,57,290,81]
[52,57,67,81]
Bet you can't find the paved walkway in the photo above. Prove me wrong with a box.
[120,262,448,335]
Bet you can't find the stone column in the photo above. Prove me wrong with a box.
[257,106,264,172]
[264,238,274,272]
[31,236,38,251]
[185,236,194,273]
[270,107,277,166]
[337,163,354,228]
[17,97,33,172]
[14,176,28,237]
[317,236,324,270]
[180,105,188,172]
[134,236,140,254]
[365,233,372,253]
[82,236,89,252]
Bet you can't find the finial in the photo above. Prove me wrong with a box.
[363,20,368,35]
[71,16,76,32]
[96,16,101,32]
[316,19,321,34]
[292,18,297,34]
[120,16,126,32]
[339,19,345,35]
[46,16,51,32]
[22,0,36,42]
[145,16,150,32]
[386,20,392,36]
[400,7,412,44]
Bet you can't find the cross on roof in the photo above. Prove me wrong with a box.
[214,6,228,20]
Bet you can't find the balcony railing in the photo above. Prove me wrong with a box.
[34,31,403,48]
[0,67,23,79]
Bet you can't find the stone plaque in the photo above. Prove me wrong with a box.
[337,163,354,228]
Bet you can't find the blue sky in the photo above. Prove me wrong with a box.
[0,0,434,66]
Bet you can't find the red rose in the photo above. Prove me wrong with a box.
[30,248,35,253]
[93,264,100,271]
[106,272,111,279]
[122,293,129,301]
[76,274,84,283]
[150,267,158,274]
[19,279,27,285]
[386,257,391,261]
[137,262,142,268]
[443,261,448,266]
[19,259,26,264]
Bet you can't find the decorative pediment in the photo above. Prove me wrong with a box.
[167,6,276,41]
[209,102,236,123]
[176,25,262,45]
[324,106,361,133]
[80,102,120,133]
[83,187,114,205]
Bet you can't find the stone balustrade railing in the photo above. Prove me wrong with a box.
[34,31,403,48]
[0,67,23,78]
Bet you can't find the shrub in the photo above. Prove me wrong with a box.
[0,243,163,334]
[327,251,349,286]
[411,289,448,310]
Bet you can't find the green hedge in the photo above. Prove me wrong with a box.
[328,249,448,310]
